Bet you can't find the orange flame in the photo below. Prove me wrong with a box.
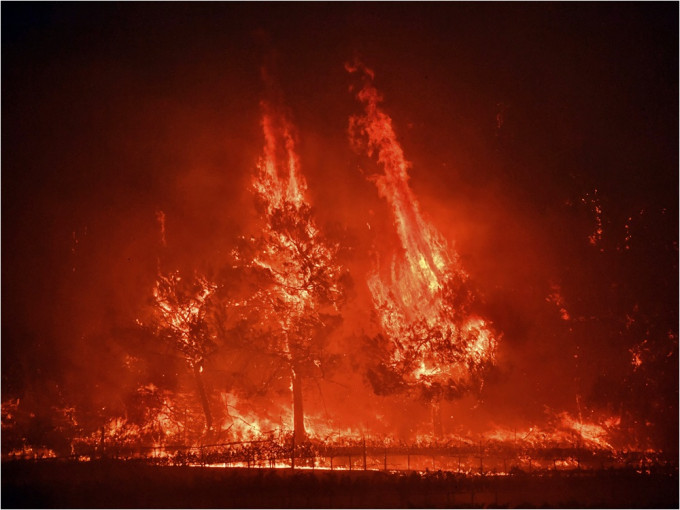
[253,103,307,214]
[152,271,216,368]
[348,62,497,388]
[245,102,345,326]
[237,102,346,442]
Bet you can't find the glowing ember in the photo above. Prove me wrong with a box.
[547,283,570,321]
[629,339,648,371]
[581,188,604,250]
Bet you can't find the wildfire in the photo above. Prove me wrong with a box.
[558,412,619,451]
[219,391,292,441]
[246,102,343,323]
[1,63,670,478]
[347,62,497,391]
[230,100,347,443]
[152,270,217,370]
[253,105,307,214]
[484,411,621,452]
[150,269,218,432]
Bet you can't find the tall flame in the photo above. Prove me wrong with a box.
[348,62,497,390]
[240,101,345,442]
[253,103,308,214]
[247,101,344,324]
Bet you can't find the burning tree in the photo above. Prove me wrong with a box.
[348,63,498,437]
[151,270,218,432]
[231,103,347,443]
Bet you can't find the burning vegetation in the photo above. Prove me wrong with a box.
[347,63,498,435]
[231,101,348,444]
[2,7,678,509]
[2,64,675,477]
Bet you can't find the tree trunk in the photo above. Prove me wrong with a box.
[194,365,212,432]
[432,398,443,438]
[291,368,306,443]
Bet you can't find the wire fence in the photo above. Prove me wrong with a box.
[4,437,670,474]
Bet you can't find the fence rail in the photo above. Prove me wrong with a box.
[3,438,670,474]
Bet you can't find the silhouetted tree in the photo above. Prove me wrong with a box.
[151,270,217,432]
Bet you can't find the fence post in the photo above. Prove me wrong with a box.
[291,435,295,470]
[363,438,367,471]
[479,440,483,475]
[407,450,410,471]
[349,454,352,471]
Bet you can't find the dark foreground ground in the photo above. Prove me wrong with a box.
[2,460,678,508]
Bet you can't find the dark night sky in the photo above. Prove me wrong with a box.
[2,3,677,448]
